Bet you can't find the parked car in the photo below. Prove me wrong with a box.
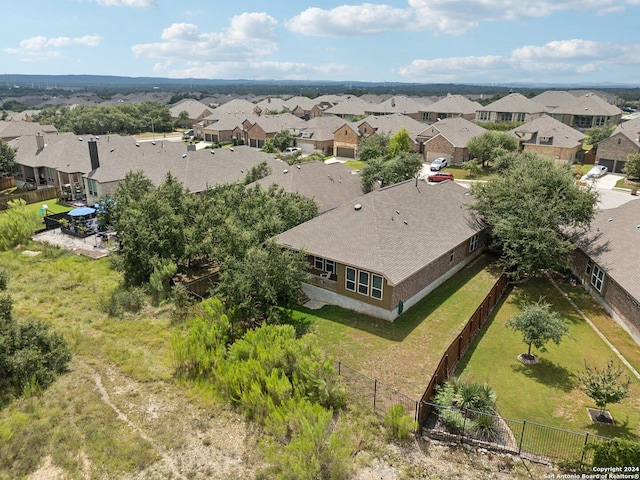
[580,165,607,182]
[284,146,301,153]
[430,157,448,171]
[427,172,454,182]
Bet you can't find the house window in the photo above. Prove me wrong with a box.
[449,250,455,263]
[345,267,356,292]
[591,264,605,292]
[586,259,592,276]
[87,178,98,196]
[371,274,383,300]
[499,112,512,122]
[469,234,479,252]
[515,113,525,122]
[358,271,370,295]
[325,260,336,275]
[314,256,324,271]
[478,111,490,121]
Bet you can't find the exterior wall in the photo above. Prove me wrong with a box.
[298,138,333,155]
[572,249,640,341]
[392,232,487,308]
[596,133,640,173]
[333,125,360,157]
[302,231,486,321]
[521,144,581,163]
[423,136,455,164]
[247,124,268,148]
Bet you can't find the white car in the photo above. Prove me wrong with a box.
[580,165,607,182]
[430,157,448,171]
[284,146,301,153]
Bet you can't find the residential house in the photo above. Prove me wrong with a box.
[295,116,347,155]
[595,117,640,174]
[508,115,585,164]
[244,114,306,149]
[476,92,548,124]
[531,91,578,111]
[285,96,326,120]
[571,199,640,339]
[332,122,361,158]
[254,97,290,115]
[250,161,364,213]
[547,92,622,130]
[0,120,57,141]
[201,113,259,144]
[169,99,213,130]
[274,179,487,321]
[418,117,487,164]
[324,96,374,120]
[365,96,428,121]
[420,94,482,123]
[357,113,429,153]
[202,99,257,126]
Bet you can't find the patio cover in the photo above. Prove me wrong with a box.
[68,206,96,217]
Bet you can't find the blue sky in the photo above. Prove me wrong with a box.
[2,0,639,85]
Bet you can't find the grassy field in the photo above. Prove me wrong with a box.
[446,165,494,181]
[455,276,640,441]
[294,254,503,399]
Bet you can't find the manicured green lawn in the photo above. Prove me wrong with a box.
[456,277,640,441]
[343,160,364,170]
[294,254,503,399]
[446,165,494,181]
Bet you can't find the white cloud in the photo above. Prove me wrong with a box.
[89,0,157,7]
[286,1,639,37]
[286,4,411,37]
[398,39,638,82]
[155,60,348,81]
[16,35,103,51]
[132,13,279,63]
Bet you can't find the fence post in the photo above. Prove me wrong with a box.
[373,379,377,413]
[338,361,341,376]
[414,401,419,435]
[581,433,589,465]
[461,410,467,445]
[518,420,526,455]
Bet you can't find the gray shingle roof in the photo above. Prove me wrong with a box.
[550,92,622,116]
[479,93,549,114]
[509,115,584,148]
[359,113,427,140]
[274,179,480,285]
[423,94,482,115]
[576,199,640,302]
[420,117,486,147]
[251,161,363,213]
[169,99,212,119]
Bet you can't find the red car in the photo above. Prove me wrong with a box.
[427,172,454,182]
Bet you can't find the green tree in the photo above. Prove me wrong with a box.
[622,153,640,180]
[386,127,412,157]
[460,159,482,178]
[469,153,598,278]
[505,298,569,360]
[215,242,309,326]
[580,359,631,421]
[273,130,294,152]
[0,199,41,251]
[360,151,423,193]
[0,139,18,177]
[357,132,388,161]
[262,137,277,153]
[585,126,614,151]
[244,160,273,184]
[467,131,518,167]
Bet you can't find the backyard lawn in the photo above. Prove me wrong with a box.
[293,254,503,399]
[455,276,640,441]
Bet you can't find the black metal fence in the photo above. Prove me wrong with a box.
[336,361,419,431]
[422,402,611,466]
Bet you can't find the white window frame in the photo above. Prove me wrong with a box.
[314,256,324,271]
[590,264,605,292]
[358,270,370,295]
[586,259,593,276]
[449,249,455,263]
[87,178,98,196]
[478,111,490,121]
[469,233,479,252]
[371,274,383,300]
[324,259,336,275]
[345,267,356,292]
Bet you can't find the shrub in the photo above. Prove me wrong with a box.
[586,438,640,468]
[0,199,41,250]
[472,413,500,442]
[383,404,415,440]
[460,159,482,178]
[148,258,177,305]
[0,269,8,291]
[100,286,146,317]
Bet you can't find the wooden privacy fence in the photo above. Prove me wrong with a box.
[417,273,509,427]
[0,186,57,209]
[0,176,16,191]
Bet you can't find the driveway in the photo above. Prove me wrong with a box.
[587,173,640,210]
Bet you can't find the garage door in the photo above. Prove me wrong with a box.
[598,159,614,173]
[426,152,449,163]
[614,160,626,174]
[336,147,355,158]
[299,143,314,154]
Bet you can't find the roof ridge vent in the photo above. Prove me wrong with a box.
[354,203,362,211]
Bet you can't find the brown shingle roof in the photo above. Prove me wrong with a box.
[274,179,480,285]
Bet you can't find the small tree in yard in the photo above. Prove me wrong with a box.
[580,359,630,422]
[505,298,569,362]
[622,153,640,180]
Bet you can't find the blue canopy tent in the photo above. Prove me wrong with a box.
[68,206,96,217]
